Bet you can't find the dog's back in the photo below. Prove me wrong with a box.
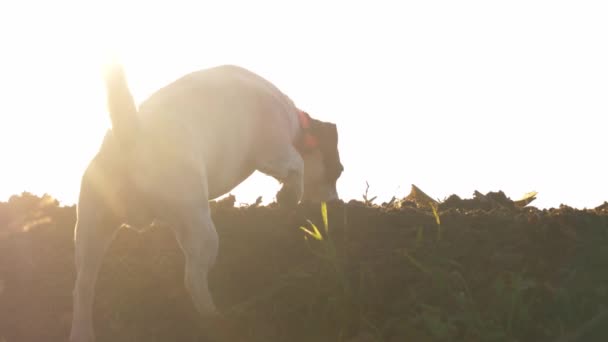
[125,65,299,197]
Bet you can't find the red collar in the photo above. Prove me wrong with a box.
[295,110,319,153]
[298,109,311,129]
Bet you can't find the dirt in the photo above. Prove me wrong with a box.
[1,192,607,342]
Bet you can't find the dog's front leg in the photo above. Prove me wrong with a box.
[276,169,303,208]
[257,145,304,208]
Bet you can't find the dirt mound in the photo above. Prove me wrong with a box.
[1,192,607,342]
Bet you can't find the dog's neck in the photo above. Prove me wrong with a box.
[294,110,319,154]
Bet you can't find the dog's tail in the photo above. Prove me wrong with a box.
[103,63,138,148]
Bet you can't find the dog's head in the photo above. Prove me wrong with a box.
[296,113,344,203]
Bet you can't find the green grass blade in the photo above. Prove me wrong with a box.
[321,201,329,233]
[299,220,323,241]
[430,202,441,226]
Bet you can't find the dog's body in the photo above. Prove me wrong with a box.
[69,64,343,342]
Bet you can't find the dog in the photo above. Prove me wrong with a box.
[69,64,344,342]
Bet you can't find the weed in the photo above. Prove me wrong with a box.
[430,202,441,241]
[362,182,377,206]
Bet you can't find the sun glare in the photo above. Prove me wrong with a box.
[0,0,289,206]
[1,1,607,209]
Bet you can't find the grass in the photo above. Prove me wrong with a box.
[297,202,361,341]
[247,200,608,342]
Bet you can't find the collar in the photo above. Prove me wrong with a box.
[295,110,319,153]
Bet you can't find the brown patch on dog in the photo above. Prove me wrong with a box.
[309,118,344,183]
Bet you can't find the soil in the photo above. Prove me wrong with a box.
[1,192,607,342]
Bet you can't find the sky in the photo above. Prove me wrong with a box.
[0,0,606,209]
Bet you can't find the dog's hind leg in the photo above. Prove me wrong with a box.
[169,201,219,317]
[70,189,120,342]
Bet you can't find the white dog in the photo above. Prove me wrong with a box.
[69,64,343,342]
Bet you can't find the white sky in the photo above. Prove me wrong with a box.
[0,0,606,209]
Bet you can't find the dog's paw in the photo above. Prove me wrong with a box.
[276,184,299,209]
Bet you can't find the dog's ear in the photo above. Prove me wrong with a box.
[310,120,343,182]
[104,64,139,149]
[310,119,338,149]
